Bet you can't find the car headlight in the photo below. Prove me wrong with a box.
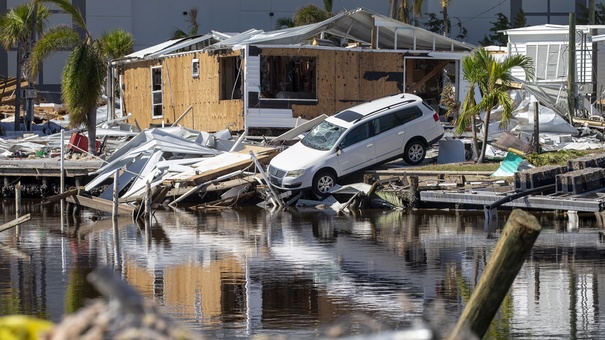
[285,169,305,178]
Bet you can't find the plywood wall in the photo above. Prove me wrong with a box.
[288,49,403,120]
[121,51,244,132]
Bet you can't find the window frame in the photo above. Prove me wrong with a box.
[259,55,317,101]
[151,66,163,118]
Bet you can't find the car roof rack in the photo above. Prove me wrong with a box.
[353,99,416,123]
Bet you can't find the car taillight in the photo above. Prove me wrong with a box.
[433,113,439,122]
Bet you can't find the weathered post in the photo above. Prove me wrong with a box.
[449,209,541,339]
[15,182,21,236]
[532,96,540,153]
[409,176,419,207]
[112,169,121,270]
[146,181,152,249]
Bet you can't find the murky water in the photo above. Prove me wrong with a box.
[2,201,605,339]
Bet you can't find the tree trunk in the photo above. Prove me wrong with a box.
[399,0,409,23]
[471,115,479,161]
[389,0,399,19]
[442,4,449,37]
[87,106,97,156]
[477,108,491,163]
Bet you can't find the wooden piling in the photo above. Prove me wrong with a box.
[449,209,541,340]
[15,182,20,235]
[112,169,121,270]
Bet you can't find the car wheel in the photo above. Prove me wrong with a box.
[312,170,336,196]
[403,140,426,165]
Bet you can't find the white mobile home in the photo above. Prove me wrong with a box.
[503,24,605,112]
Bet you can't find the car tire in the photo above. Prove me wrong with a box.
[312,170,336,196]
[403,139,426,165]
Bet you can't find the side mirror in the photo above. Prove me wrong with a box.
[336,146,342,156]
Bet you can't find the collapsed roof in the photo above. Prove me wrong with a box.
[124,7,474,60]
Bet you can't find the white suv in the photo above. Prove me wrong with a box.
[268,93,444,195]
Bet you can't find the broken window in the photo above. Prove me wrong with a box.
[220,56,242,100]
[526,43,568,81]
[151,66,163,118]
[260,55,316,100]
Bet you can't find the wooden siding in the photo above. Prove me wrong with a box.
[121,51,244,132]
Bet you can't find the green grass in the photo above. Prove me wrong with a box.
[417,162,500,172]
[416,149,602,172]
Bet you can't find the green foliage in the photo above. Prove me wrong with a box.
[512,8,526,28]
[0,3,50,82]
[170,7,199,39]
[525,150,592,167]
[424,12,467,40]
[30,25,80,78]
[275,17,294,30]
[33,0,134,155]
[99,28,134,60]
[456,47,534,163]
[479,12,510,46]
[417,162,500,172]
[578,3,605,24]
[62,44,106,128]
[293,4,330,26]
[0,3,49,50]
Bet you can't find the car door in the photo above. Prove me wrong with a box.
[372,112,404,162]
[336,121,376,174]
[390,105,426,153]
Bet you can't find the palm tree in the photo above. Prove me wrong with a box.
[456,52,483,160]
[457,47,534,163]
[0,2,50,130]
[389,0,424,24]
[30,0,133,155]
[171,7,199,39]
[293,4,330,26]
[274,17,294,30]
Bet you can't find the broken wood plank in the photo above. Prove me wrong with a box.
[43,187,83,203]
[0,214,31,233]
[66,195,135,216]
[171,148,277,187]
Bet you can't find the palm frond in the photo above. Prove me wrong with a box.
[275,17,294,29]
[293,4,329,26]
[62,43,106,128]
[30,25,79,77]
[36,0,89,38]
[99,28,134,60]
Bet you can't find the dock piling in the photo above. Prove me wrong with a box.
[112,169,121,270]
[15,182,21,236]
[449,209,541,339]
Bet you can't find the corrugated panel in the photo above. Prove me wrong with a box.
[246,54,260,93]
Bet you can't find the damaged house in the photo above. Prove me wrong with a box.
[110,8,473,135]
[502,24,605,118]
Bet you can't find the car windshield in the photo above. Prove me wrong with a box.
[301,120,346,151]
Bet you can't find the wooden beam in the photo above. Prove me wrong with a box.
[43,188,82,203]
[67,195,135,216]
[406,60,450,94]
[0,214,31,233]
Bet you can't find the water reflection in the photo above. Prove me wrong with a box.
[2,203,605,339]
